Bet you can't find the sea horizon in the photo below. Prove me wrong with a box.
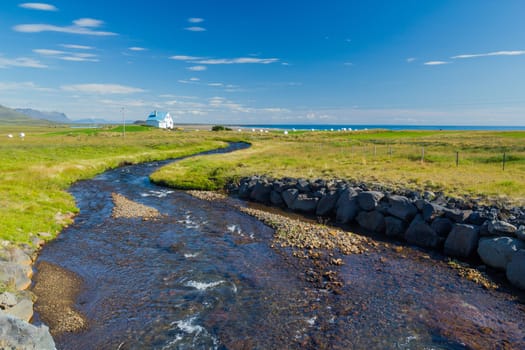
[237,124,525,131]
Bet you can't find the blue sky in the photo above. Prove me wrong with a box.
[1,1,525,125]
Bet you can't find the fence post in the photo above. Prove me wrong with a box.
[421,147,425,163]
[374,145,377,156]
[456,151,459,167]
[503,152,506,171]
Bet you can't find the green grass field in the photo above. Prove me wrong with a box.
[1,125,524,245]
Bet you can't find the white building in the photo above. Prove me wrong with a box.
[146,111,173,129]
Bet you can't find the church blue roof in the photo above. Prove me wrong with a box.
[147,111,168,121]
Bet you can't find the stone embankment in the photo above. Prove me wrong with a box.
[229,176,525,290]
[0,240,56,349]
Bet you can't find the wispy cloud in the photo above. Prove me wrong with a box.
[208,82,224,87]
[33,48,99,62]
[13,18,117,36]
[188,18,204,23]
[451,50,525,59]
[423,61,449,66]
[0,55,47,68]
[185,26,206,32]
[406,57,416,63]
[61,44,94,50]
[343,62,353,66]
[195,57,279,65]
[129,47,147,51]
[0,81,53,92]
[19,3,57,11]
[61,83,144,94]
[169,55,204,61]
[187,65,207,71]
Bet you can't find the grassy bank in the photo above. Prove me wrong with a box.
[0,125,229,244]
[151,129,525,205]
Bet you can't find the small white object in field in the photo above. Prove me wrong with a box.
[7,134,13,138]
[284,130,288,135]
[20,132,25,138]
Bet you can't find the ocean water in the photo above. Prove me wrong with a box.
[241,124,525,131]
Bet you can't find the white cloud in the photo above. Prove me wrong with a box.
[344,62,353,66]
[188,18,204,23]
[196,57,279,64]
[129,47,147,51]
[423,61,449,66]
[73,18,103,28]
[187,65,207,71]
[406,57,416,63]
[0,81,53,91]
[189,77,200,81]
[451,50,525,59]
[169,55,204,61]
[0,56,47,68]
[61,83,144,94]
[19,3,57,11]
[208,82,224,87]
[61,44,94,50]
[33,48,99,62]
[13,18,117,36]
[185,26,206,32]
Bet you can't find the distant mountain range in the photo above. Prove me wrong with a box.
[0,105,53,125]
[14,108,71,124]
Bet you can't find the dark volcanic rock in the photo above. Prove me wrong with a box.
[477,237,525,270]
[444,208,471,223]
[291,194,319,213]
[356,210,385,233]
[250,181,272,203]
[270,190,284,206]
[405,214,442,249]
[506,250,525,290]
[316,190,340,216]
[335,188,360,224]
[444,224,479,258]
[282,188,299,209]
[386,195,417,222]
[422,202,445,222]
[385,216,407,238]
[357,191,384,211]
[431,217,453,238]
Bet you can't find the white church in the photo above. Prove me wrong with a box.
[146,111,173,129]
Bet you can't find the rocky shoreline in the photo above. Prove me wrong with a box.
[228,175,525,291]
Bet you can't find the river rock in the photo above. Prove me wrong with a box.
[422,203,445,222]
[488,220,517,236]
[506,249,525,290]
[385,216,406,238]
[0,292,17,309]
[516,226,525,241]
[431,217,453,238]
[477,237,525,270]
[356,210,385,233]
[250,181,272,203]
[405,214,442,249]
[0,314,56,350]
[2,298,33,322]
[282,188,299,208]
[270,190,284,206]
[335,188,359,224]
[444,224,479,258]
[444,208,471,223]
[386,195,417,222]
[0,261,32,290]
[357,191,384,211]
[316,190,339,216]
[291,194,319,213]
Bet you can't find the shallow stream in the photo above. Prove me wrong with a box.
[33,143,525,349]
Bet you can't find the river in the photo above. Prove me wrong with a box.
[33,143,525,349]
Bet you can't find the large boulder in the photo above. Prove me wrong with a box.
[3,298,33,322]
[516,226,525,241]
[488,220,517,236]
[296,179,311,193]
[431,217,453,238]
[506,249,525,290]
[385,216,407,238]
[357,191,384,211]
[269,191,284,206]
[405,214,442,249]
[356,210,385,233]
[386,195,417,222]
[0,314,56,350]
[291,194,319,213]
[316,191,340,216]
[250,181,272,203]
[335,188,360,224]
[282,188,299,209]
[444,224,479,258]
[0,262,32,290]
[444,208,471,223]
[477,237,525,270]
[422,203,446,222]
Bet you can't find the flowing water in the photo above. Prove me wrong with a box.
[33,143,525,349]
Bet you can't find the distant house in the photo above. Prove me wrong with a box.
[146,111,173,129]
